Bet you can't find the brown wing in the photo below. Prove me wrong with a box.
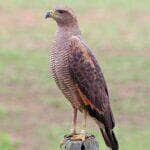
[69,36,115,129]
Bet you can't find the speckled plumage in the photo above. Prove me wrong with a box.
[46,6,118,150]
[50,24,82,109]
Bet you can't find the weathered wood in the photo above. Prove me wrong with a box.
[60,134,99,150]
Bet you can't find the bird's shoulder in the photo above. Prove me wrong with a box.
[69,36,84,51]
[69,36,100,68]
[69,35,109,98]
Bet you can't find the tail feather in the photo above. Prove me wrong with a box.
[85,105,118,149]
[100,128,119,150]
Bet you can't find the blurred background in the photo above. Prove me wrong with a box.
[0,0,150,149]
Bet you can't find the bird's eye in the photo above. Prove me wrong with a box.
[57,10,65,14]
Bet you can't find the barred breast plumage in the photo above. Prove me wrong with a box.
[50,27,82,108]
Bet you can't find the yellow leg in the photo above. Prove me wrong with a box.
[71,110,87,141]
[70,108,77,135]
[61,108,78,145]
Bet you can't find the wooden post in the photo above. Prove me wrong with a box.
[60,134,99,150]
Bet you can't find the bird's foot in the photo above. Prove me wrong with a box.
[67,129,86,141]
[71,130,86,141]
[71,133,86,141]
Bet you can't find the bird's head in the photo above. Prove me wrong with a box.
[45,6,78,27]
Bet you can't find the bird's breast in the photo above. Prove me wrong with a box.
[51,37,70,79]
[50,35,81,108]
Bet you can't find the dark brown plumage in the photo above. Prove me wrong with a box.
[45,6,118,150]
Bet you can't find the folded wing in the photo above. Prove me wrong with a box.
[69,36,115,129]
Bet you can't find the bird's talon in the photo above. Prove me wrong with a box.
[71,134,86,141]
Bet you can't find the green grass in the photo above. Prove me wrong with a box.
[0,106,8,119]
[0,0,150,149]
[103,56,150,82]
[0,133,18,150]
[35,125,150,150]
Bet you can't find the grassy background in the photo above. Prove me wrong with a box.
[0,0,150,149]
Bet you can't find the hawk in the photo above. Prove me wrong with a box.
[45,6,118,150]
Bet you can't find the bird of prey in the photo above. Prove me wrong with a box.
[45,6,119,150]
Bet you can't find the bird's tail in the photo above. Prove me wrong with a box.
[100,127,119,150]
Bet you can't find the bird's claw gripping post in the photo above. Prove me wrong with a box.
[71,133,86,141]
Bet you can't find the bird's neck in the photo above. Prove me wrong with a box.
[57,24,81,37]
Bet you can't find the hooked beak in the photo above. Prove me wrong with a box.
[44,9,56,19]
